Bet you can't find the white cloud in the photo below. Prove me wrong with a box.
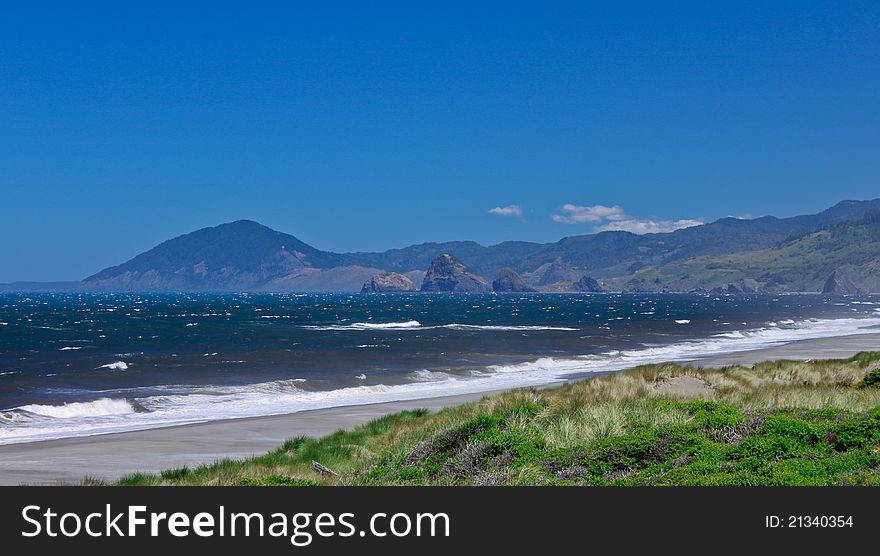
[552,203,703,234]
[488,205,524,217]
[596,218,704,234]
[551,204,625,224]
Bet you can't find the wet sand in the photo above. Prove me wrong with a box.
[1,332,877,485]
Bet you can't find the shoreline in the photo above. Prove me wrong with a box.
[1,331,878,485]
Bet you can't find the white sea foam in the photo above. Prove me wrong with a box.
[3,315,880,445]
[99,361,128,371]
[16,398,135,419]
[441,324,578,331]
[409,369,454,382]
[307,320,423,330]
[306,321,577,332]
[60,346,82,350]
[675,320,691,324]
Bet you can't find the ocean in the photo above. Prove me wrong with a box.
[1,292,879,444]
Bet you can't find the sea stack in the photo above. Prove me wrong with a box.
[572,275,607,293]
[420,254,491,293]
[822,267,865,295]
[492,268,537,293]
[360,272,417,293]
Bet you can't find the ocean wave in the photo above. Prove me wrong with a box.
[3,315,880,445]
[441,324,578,331]
[99,361,129,371]
[306,320,422,331]
[409,369,454,382]
[306,321,577,332]
[15,398,135,419]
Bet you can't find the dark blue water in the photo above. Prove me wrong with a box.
[1,292,879,444]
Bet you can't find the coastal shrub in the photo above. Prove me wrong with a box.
[848,352,880,367]
[660,469,772,487]
[236,476,319,487]
[676,400,743,430]
[764,459,833,486]
[581,426,698,473]
[761,415,818,445]
[732,436,798,470]
[510,436,545,466]
[503,402,544,420]
[391,466,425,482]
[856,368,880,389]
[831,420,880,450]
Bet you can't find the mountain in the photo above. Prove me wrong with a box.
[74,198,880,293]
[613,209,880,293]
[350,199,880,281]
[537,257,580,286]
[82,220,352,291]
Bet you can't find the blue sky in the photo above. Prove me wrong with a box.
[1,1,878,281]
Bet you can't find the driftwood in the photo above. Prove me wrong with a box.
[311,460,338,476]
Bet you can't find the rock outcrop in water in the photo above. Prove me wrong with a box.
[572,275,607,293]
[361,272,417,293]
[537,257,579,286]
[492,268,536,293]
[710,278,765,295]
[822,267,865,295]
[420,254,491,293]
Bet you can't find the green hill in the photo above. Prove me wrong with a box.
[614,209,880,293]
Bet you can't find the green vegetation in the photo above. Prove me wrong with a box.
[608,213,880,292]
[117,353,880,486]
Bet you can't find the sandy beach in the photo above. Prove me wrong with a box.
[1,332,878,486]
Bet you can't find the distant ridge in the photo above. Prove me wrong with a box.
[42,197,880,294]
[82,220,352,291]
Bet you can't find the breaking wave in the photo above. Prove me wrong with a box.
[99,361,129,371]
[305,321,577,332]
[306,320,423,330]
[15,398,136,419]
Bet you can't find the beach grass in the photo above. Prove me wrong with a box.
[116,352,880,486]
